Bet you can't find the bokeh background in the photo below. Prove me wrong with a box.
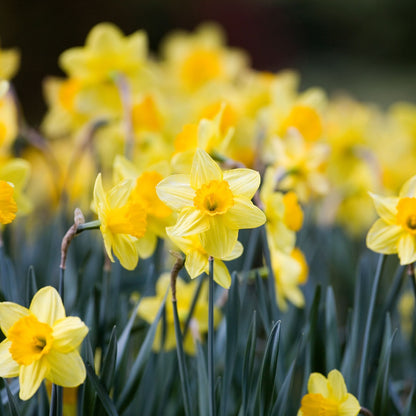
[1,0,416,125]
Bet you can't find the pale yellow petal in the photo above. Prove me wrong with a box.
[369,193,398,224]
[46,350,86,387]
[327,369,347,401]
[190,148,222,189]
[400,174,416,198]
[107,179,134,209]
[52,317,89,353]
[169,207,210,237]
[0,339,19,377]
[398,234,416,265]
[185,249,207,278]
[93,173,107,212]
[223,169,260,199]
[213,260,231,289]
[0,302,29,335]
[222,240,244,261]
[137,231,157,259]
[284,286,305,308]
[112,234,139,270]
[307,373,329,396]
[0,159,30,190]
[101,228,115,262]
[30,286,66,326]
[19,359,48,400]
[156,174,194,211]
[87,23,123,51]
[366,219,402,254]
[200,216,238,259]
[339,394,361,416]
[224,197,266,229]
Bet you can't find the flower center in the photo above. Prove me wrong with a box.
[106,201,147,238]
[8,314,54,366]
[193,180,234,216]
[396,197,416,234]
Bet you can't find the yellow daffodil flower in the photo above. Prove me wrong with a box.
[167,230,243,288]
[59,22,148,84]
[92,173,147,270]
[366,174,416,265]
[0,180,17,224]
[0,40,20,80]
[298,369,360,416]
[137,274,221,355]
[156,148,266,259]
[0,286,88,400]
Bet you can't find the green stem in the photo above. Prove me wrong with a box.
[357,254,386,402]
[76,220,101,234]
[208,256,216,416]
[407,263,416,301]
[183,276,205,338]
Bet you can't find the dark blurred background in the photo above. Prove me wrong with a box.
[1,0,416,125]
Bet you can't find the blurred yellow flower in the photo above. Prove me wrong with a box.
[59,22,148,84]
[157,148,265,258]
[0,286,88,400]
[298,369,360,416]
[367,174,416,265]
[0,40,20,80]
[138,274,221,355]
[0,180,17,224]
[92,173,147,270]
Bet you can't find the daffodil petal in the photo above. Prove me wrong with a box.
[339,393,361,416]
[0,339,19,377]
[52,317,89,353]
[137,231,157,259]
[46,350,86,387]
[225,197,266,229]
[138,298,163,323]
[398,234,416,265]
[369,193,398,224]
[366,219,402,254]
[190,148,222,189]
[87,23,123,51]
[170,207,210,237]
[30,286,66,326]
[222,240,244,261]
[400,174,416,198]
[283,286,305,308]
[327,369,347,401]
[0,302,29,335]
[200,216,238,258]
[223,168,260,199]
[213,260,231,288]
[19,359,48,400]
[185,250,207,278]
[107,179,134,208]
[307,372,329,396]
[156,174,194,210]
[93,174,107,213]
[112,234,139,270]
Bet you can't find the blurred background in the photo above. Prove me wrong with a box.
[1,0,416,125]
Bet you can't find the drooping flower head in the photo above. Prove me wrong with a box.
[298,369,360,416]
[366,174,416,265]
[156,148,266,259]
[92,173,147,270]
[0,286,88,400]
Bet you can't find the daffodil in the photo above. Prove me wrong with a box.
[137,274,221,355]
[0,286,88,400]
[298,369,360,416]
[0,39,20,80]
[156,148,265,259]
[0,180,17,224]
[167,230,243,288]
[92,173,147,270]
[366,174,416,265]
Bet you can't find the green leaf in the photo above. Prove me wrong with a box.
[116,289,168,413]
[271,357,297,415]
[196,342,209,416]
[2,378,21,416]
[25,266,37,308]
[85,362,119,416]
[100,326,117,391]
[325,286,340,371]
[79,336,97,416]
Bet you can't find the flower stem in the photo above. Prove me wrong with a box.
[208,256,216,416]
[357,253,386,402]
[407,263,416,301]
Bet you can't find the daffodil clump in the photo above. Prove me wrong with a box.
[1,19,416,416]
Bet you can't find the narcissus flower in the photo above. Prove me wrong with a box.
[366,174,416,265]
[0,286,88,400]
[298,369,360,416]
[156,148,266,258]
[167,230,243,288]
[92,173,147,270]
[0,180,17,224]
